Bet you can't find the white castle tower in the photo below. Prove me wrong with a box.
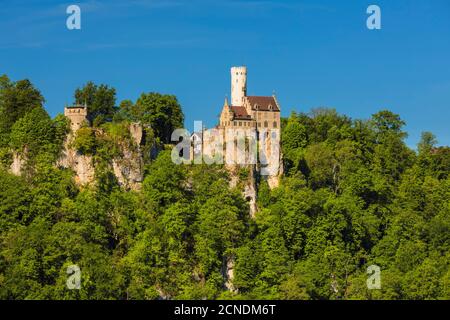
[231,66,247,106]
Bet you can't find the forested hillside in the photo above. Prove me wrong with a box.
[0,76,449,299]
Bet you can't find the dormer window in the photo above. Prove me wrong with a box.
[268,104,273,111]
[255,104,259,110]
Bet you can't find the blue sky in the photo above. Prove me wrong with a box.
[1,0,449,147]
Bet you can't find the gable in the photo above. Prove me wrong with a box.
[245,96,280,112]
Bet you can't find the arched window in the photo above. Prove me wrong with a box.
[264,121,268,128]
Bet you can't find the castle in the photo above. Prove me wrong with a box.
[61,66,282,191]
[219,66,281,133]
[189,66,282,182]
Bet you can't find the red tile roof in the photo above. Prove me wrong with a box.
[230,106,252,119]
[246,96,279,111]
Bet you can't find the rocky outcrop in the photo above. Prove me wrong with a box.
[267,174,281,189]
[267,155,284,189]
[244,169,258,218]
[57,136,95,185]
[112,146,144,191]
[129,122,143,145]
[227,165,258,218]
[56,123,146,190]
[10,151,26,176]
[223,255,237,293]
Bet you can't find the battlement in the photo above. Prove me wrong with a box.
[64,104,88,132]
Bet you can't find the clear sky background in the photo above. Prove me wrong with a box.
[1,0,449,148]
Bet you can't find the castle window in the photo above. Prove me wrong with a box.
[234,121,237,126]
[264,121,268,128]
[239,122,242,127]
[273,121,277,128]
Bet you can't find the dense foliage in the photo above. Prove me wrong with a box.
[0,76,448,300]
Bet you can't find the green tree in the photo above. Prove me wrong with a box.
[74,82,116,125]
[418,131,438,155]
[0,75,45,141]
[133,93,184,144]
[142,151,186,211]
[71,127,96,155]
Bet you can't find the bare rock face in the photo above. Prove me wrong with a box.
[228,172,239,189]
[267,175,280,189]
[57,124,145,191]
[8,121,147,191]
[244,169,258,218]
[10,151,26,176]
[227,165,258,218]
[110,123,145,190]
[112,146,144,191]
[265,152,284,189]
[244,184,257,218]
[223,255,237,293]
[73,155,95,185]
[129,122,143,145]
[57,137,95,185]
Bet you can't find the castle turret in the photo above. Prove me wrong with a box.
[64,104,88,132]
[231,66,247,106]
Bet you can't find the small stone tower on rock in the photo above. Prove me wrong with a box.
[64,104,88,132]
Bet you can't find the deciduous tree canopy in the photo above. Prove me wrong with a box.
[0,76,448,300]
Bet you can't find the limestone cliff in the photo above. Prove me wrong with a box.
[244,169,258,218]
[111,144,144,191]
[57,122,145,190]
[8,121,146,191]
[10,151,26,176]
[227,165,258,218]
[222,255,237,293]
[57,138,95,185]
